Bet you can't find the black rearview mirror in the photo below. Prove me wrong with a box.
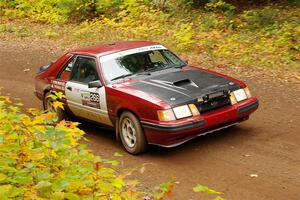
[88,80,103,88]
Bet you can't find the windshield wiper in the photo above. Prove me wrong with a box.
[110,73,133,81]
[136,72,152,75]
[144,65,163,72]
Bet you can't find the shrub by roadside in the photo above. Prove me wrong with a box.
[0,93,174,199]
[0,1,299,70]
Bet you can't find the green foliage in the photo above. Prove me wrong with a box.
[0,0,115,23]
[173,23,196,50]
[200,15,218,30]
[179,0,299,8]
[180,0,210,8]
[242,8,279,30]
[0,0,299,69]
[0,93,173,199]
[205,0,236,15]
[73,1,170,44]
[0,24,31,37]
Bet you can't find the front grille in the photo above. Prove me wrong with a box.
[198,96,231,113]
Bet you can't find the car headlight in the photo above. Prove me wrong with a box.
[244,87,252,98]
[157,109,176,122]
[157,104,200,122]
[188,104,200,116]
[230,87,251,105]
[173,105,192,119]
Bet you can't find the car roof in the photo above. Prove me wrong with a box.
[71,41,161,57]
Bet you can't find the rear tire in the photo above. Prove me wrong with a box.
[119,111,147,154]
[43,91,66,122]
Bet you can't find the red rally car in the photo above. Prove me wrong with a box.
[35,41,259,154]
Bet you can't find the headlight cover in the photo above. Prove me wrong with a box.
[230,87,251,105]
[173,105,192,119]
[244,87,252,98]
[157,109,176,122]
[157,104,200,122]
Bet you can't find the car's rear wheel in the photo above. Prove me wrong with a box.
[43,91,66,122]
[119,111,147,154]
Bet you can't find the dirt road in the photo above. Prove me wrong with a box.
[0,43,299,200]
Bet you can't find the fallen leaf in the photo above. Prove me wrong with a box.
[140,166,146,174]
[193,184,221,194]
[166,191,173,197]
[113,152,123,157]
[250,174,258,178]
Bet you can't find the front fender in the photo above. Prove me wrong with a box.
[106,85,169,124]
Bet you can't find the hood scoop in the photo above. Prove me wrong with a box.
[173,79,198,88]
[131,69,241,106]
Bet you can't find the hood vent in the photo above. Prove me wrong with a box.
[173,79,198,88]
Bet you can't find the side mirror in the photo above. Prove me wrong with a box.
[88,80,103,88]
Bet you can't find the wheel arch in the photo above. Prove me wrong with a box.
[115,108,141,141]
[116,108,148,154]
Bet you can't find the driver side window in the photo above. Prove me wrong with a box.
[70,56,100,84]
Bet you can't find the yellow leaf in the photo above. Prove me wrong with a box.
[53,101,64,111]
[22,115,32,126]
[0,184,12,196]
[44,112,56,121]
[0,173,7,182]
[32,114,49,124]
[30,153,45,161]
[50,150,57,158]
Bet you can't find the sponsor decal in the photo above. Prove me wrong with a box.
[81,92,100,109]
[51,80,66,91]
[74,88,81,93]
[100,45,167,62]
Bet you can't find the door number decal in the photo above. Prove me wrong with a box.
[81,92,100,109]
[90,93,100,103]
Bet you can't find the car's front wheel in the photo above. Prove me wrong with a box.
[43,91,66,122]
[119,111,147,154]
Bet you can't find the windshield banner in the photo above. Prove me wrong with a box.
[99,45,167,62]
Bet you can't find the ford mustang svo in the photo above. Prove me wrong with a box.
[35,41,259,154]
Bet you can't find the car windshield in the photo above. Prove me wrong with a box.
[100,48,186,83]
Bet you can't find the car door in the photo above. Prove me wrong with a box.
[65,55,113,126]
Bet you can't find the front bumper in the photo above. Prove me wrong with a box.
[142,119,206,132]
[141,97,259,147]
[237,100,259,114]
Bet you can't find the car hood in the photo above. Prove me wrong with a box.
[129,68,241,106]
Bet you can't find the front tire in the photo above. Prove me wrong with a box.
[43,91,66,122]
[119,111,147,154]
